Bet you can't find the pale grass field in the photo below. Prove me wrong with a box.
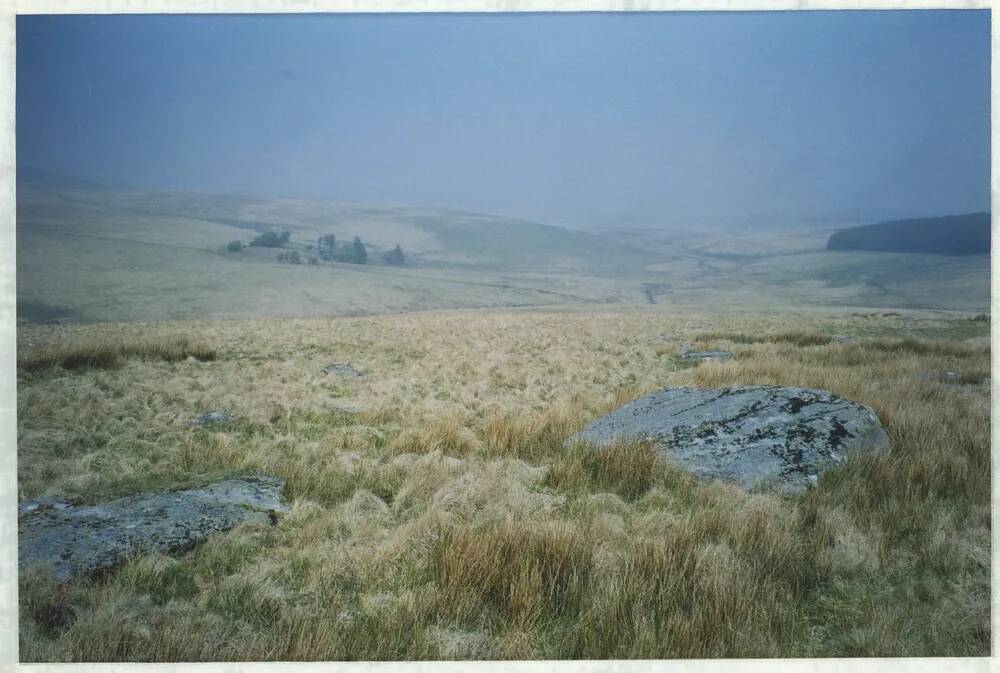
[16,307,990,660]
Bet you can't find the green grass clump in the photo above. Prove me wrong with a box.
[115,555,199,605]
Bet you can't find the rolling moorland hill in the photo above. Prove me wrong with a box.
[826,212,991,256]
[17,177,659,273]
[15,174,992,323]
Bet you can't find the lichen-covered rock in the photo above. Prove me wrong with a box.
[19,476,287,581]
[188,411,233,428]
[566,386,890,494]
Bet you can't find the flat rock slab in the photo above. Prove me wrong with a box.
[323,363,364,378]
[680,350,732,362]
[188,411,233,428]
[19,476,287,581]
[567,386,890,494]
[329,403,367,414]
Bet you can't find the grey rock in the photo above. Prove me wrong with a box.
[19,476,287,581]
[681,350,732,363]
[676,342,732,363]
[188,411,233,428]
[18,496,72,516]
[329,403,366,414]
[323,363,364,378]
[566,386,891,494]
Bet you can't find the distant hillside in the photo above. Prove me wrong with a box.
[15,182,663,322]
[827,212,990,256]
[15,179,991,322]
[16,178,659,274]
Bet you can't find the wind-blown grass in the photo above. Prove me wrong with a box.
[16,308,990,660]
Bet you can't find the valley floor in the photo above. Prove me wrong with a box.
[16,307,991,660]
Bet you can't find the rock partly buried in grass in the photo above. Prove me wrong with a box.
[323,363,364,378]
[330,402,366,414]
[188,411,233,428]
[680,350,732,363]
[567,386,890,494]
[18,476,287,582]
[18,495,72,516]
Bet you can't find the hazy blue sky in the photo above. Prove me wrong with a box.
[17,11,990,228]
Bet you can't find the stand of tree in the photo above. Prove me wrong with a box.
[314,233,368,263]
[250,230,292,248]
[317,233,336,261]
[350,236,367,264]
[827,212,990,256]
[382,244,405,265]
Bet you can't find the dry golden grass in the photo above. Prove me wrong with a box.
[15,307,991,660]
[433,519,592,625]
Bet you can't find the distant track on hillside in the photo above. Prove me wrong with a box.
[322,260,601,303]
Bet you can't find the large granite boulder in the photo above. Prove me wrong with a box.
[567,386,890,494]
[19,476,287,581]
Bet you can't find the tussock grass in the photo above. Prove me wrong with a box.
[391,414,482,457]
[433,519,592,624]
[855,337,978,358]
[767,330,832,347]
[19,334,216,372]
[482,403,590,462]
[547,439,665,501]
[114,555,198,605]
[16,309,990,660]
[19,568,91,640]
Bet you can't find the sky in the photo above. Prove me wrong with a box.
[16,11,991,229]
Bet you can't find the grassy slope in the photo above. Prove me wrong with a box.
[17,308,990,660]
[24,185,656,271]
[17,229,612,323]
[17,185,656,322]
